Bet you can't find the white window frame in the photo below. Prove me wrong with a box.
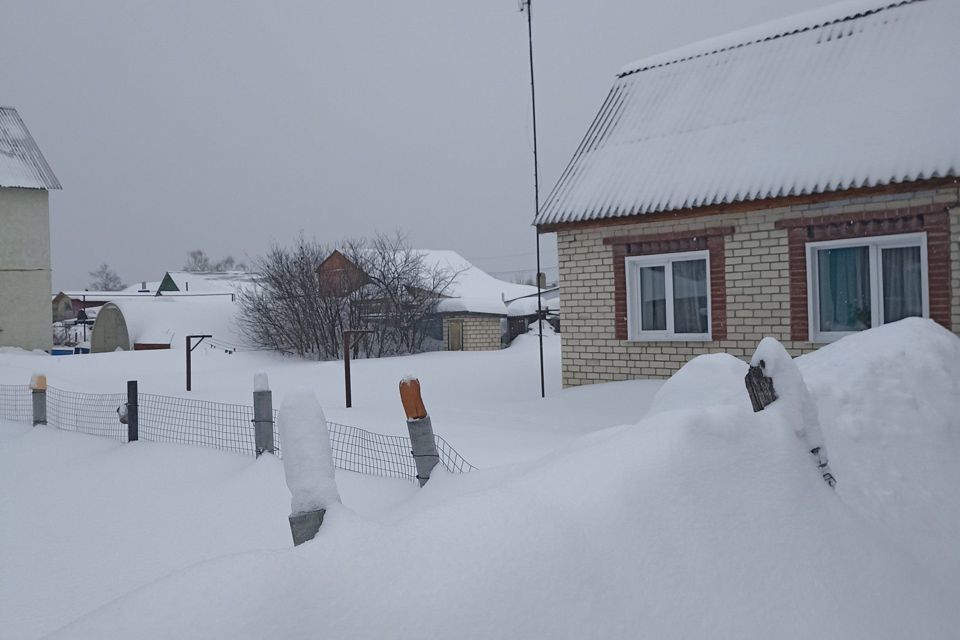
[625,250,712,341]
[806,232,929,343]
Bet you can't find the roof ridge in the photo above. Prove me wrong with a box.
[618,0,919,78]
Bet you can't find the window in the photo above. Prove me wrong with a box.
[626,250,711,340]
[806,232,928,342]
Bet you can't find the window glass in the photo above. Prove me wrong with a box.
[817,246,871,332]
[672,259,708,334]
[639,265,666,331]
[882,246,922,323]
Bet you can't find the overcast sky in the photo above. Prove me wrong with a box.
[2,0,834,291]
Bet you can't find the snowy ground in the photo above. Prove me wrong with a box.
[1,320,958,638]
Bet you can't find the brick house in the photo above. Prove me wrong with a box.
[317,249,543,351]
[535,0,960,386]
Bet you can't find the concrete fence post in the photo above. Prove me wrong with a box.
[30,374,47,426]
[253,372,274,456]
[399,376,440,487]
[126,380,138,442]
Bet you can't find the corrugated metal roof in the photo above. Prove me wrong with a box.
[536,0,959,226]
[0,107,61,190]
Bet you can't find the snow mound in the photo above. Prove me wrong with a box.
[276,389,340,513]
[51,352,958,638]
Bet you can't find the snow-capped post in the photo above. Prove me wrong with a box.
[30,374,47,426]
[252,372,274,456]
[399,376,440,487]
[746,339,836,488]
[126,380,138,442]
[277,389,340,546]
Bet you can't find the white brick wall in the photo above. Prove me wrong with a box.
[557,186,959,386]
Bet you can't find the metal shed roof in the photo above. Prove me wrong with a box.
[535,0,959,226]
[0,107,61,190]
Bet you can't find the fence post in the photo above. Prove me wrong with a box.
[30,374,47,426]
[253,372,274,456]
[127,380,138,442]
[399,376,439,487]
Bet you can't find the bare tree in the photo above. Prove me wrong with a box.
[88,264,126,291]
[184,249,247,272]
[238,231,458,359]
[345,232,459,357]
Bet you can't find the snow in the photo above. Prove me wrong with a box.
[536,0,960,224]
[161,270,258,294]
[2,319,959,638]
[276,389,340,513]
[95,296,247,348]
[417,250,538,315]
[253,371,270,392]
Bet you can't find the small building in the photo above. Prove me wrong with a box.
[536,0,960,386]
[0,107,60,351]
[90,297,244,353]
[156,271,257,297]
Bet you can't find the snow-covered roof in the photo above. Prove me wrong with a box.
[98,296,245,347]
[417,250,539,315]
[536,0,960,226]
[59,290,152,301]
[0,107,61,190]
[160,271,257,295]
[505,290,560,318]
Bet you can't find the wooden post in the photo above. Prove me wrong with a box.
[343,329,373,408]
[126,380,138,442]
[399,377,440,486]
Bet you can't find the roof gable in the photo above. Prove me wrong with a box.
[0,107,61,190]
[536,0,959,226]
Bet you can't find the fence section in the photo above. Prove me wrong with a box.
[0,384,476,481]
[0,385,31,424]
[47,387,127,441]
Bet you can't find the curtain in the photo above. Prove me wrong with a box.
[639,265,666,331]
[672,259,708,334]
[882,246,922,323]
[818,246,871,332]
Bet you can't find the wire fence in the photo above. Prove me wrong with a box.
[0,384,476,481]
[0,385,31,423]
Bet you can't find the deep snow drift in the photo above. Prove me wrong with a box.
[18,318,957,639]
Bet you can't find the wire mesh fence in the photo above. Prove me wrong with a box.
[0,385,31,423]
[0,383,476,481]
[47,387,127,441]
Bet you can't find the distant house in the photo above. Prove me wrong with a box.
[317,249,549,351]
[0,107,60,350]
[156,271,257,297]
[536,0,960,386]
[51,292,75,323]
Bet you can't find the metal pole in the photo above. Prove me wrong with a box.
[185,335,212,391]
[253,387,275,456]
[31,374,47,426]
[399,377,440,486]
[344,331,352,408]
[524,0,546,399]
[127,380,138,442]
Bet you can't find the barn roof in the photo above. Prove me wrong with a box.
[535,0,959,226]
[0,107,61,190]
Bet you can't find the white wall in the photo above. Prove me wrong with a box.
[0,187,52,350]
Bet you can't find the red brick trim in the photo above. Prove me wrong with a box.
[782,204,953,341]
[607,227,732,341]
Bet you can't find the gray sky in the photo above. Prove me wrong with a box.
[1,0,833,291]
